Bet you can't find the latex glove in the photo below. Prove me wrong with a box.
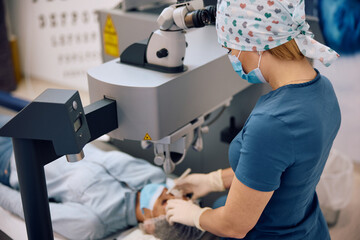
[165,199,211,231]
[174,169,225,200]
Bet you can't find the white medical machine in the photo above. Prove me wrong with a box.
[89,0,249,173]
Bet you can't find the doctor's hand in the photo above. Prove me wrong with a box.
[165,199,211,231]
[173,169,225,200]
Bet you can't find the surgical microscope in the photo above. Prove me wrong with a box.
[90,0,221,174]
[0,1,258,239]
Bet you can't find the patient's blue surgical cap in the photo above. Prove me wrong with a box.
[140,183,166,214]
[216,0,339,67]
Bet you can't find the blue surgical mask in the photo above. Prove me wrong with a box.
[228,51,267,84]
[140,183,166,214]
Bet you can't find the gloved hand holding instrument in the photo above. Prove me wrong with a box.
[171,169,226,200]
[166,168,228,230]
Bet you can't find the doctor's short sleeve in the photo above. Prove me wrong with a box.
[231,113,295,192]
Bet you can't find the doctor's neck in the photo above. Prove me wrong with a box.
[261,51,317,90]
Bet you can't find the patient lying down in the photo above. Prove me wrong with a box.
[0,124,208,239]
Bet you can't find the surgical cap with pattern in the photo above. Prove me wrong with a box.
[216,0,339,67]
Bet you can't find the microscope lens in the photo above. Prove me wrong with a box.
[185,9,211,28]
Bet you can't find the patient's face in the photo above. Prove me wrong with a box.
[142,188,187,219]
[150,188,176,218]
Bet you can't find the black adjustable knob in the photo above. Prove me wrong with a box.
[156,48,169,58]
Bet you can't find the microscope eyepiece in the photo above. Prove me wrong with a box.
[184,9,210,28]
[205,5,216,25]
[183,5,216,29]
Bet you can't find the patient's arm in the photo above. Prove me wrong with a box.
[0,183,24,218]
[0,183,107,240]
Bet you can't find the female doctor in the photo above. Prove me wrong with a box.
[165,0,341,239]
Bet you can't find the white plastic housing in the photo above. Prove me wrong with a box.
[88,27,250,141]
[146,30,186,68]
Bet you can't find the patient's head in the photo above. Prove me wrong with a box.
[140,215,204,240]
[137,183,206,240]
[136,182,187,222]
[137,183,177,220]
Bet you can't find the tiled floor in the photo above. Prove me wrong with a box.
[3,78,360,239]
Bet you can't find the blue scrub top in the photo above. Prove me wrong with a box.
[228,69,340,239]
